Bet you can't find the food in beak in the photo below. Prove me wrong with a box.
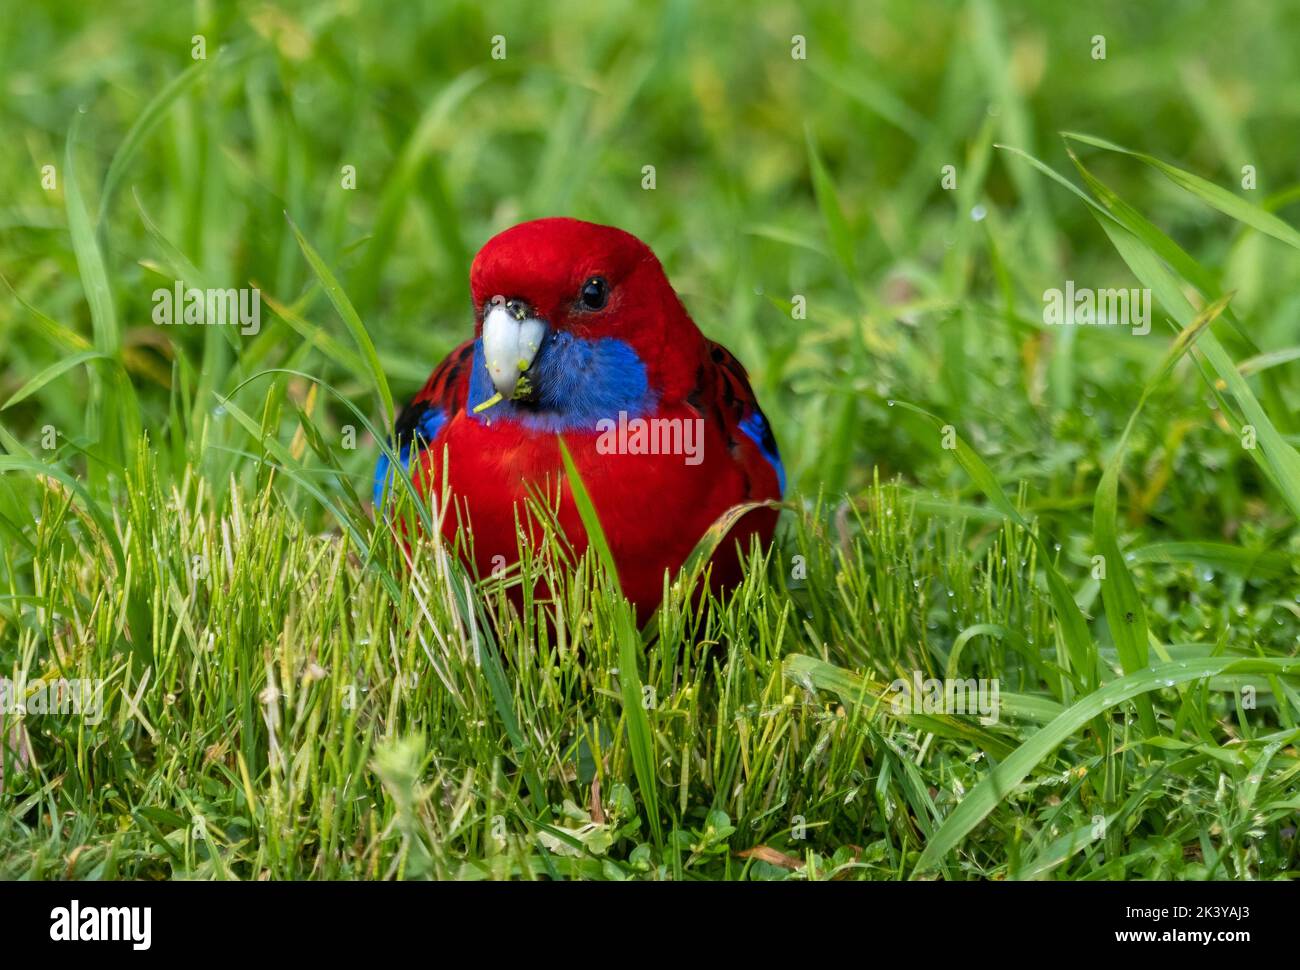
[481,303,546,400]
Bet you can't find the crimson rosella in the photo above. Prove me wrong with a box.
[374,218,783,619]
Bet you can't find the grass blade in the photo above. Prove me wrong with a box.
[287,214,395,435]
[1091,293,1231,734]
[66,113,120,357]
[914,656,1300,874]
[1,352,109,410]
[556,437,620,594]
[100,59,209,224]
[556,437,661,843]
[1063,132,1300,251]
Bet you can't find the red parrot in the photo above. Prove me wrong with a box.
[375,218,783,620]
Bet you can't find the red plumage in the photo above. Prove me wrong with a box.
[382,218,783,621]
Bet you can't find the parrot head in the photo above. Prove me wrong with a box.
[465,218,699,428]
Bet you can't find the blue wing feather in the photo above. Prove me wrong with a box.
[373,339,476,507]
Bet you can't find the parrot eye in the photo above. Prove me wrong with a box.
[578,277,609,311]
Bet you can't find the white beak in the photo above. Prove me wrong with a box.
[481,304,547,398]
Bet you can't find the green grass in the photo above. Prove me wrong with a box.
[2,0,1300,880]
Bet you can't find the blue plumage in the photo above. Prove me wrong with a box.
[373,405,446,506]
[739,410,785,495]
[467,333,654,432]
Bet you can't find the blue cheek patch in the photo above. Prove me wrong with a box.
[373,406,446,506]
[468,334,654,431]
[739,410,785,495]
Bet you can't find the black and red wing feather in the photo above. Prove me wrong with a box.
[374,339,476,505]
[694,339,785,496]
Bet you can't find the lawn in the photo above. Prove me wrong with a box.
[1,0,1299,880]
